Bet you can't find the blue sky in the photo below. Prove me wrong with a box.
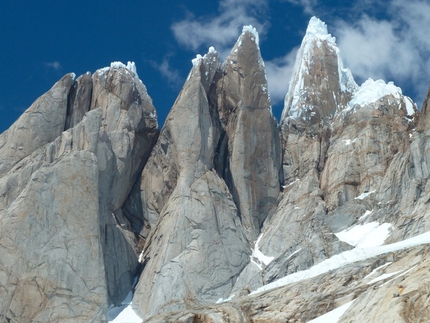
[1,0,429,133]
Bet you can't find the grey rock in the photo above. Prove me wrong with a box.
[132,48,250,319]
[133,170,250,319]
[320,93,414,211]
[0,150,107,323]
[0,73,74,177]
[212,27,281,240]
[0,62,158,322]
[135,48,220,237]
[65,72,93,130]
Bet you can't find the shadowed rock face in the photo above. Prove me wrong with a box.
[0,63,158,322]
[212,28,281,241]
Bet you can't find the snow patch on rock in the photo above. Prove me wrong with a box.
[251,222,430,295]
[308,300,355,323]
[349,79,402,108]
[251,233,275,270]
[335,222,393,248]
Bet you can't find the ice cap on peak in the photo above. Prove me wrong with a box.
[109,61,139,78]
[191,46,219,66]
[305,17,336,43]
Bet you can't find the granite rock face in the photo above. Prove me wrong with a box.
[132,30,281,318]
[0,62,158,322]
[0,74,74,178]
[3,15,430,323]
[212,27,281,241]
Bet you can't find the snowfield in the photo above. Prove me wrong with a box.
[251,230,430,295]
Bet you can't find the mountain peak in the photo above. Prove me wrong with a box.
[281,17,357,125]
[305,16,335,43]
[241,25,260,46]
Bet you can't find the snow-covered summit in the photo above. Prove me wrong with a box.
[349,79,402,107]
[305,16,336,44]
[110,61,138,76]
[281,17,357,123]
[349,78,416,116]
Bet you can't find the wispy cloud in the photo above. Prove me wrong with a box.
[282,0,317,14]
[151,56,183,88]
[171,0,268,57]
[44,61,62,71]
[335,0,430,104]
[265,48,299,105]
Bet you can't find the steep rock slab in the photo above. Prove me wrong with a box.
[0,149,107,323]
[0,62,158,321]
[371,85,430,244]
[212,26,281,240]
[89,62,158,305]
[132,48,250,319]
[65,71,93,130]
[132,48,220,240]
[280,16,357,183]
[320,79,416,211]
[0,73,74,177]
[248,17,356,288]
[133,170,249,320]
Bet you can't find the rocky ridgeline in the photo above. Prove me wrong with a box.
[1,17,429,323]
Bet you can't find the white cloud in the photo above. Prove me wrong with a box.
[44,61,61,71]
[282,0,317,14]
[151,57,183,88]
[265,47,298,105]
[335,0,430,105]
[171,0,268,57]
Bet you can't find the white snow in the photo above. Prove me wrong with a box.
[355,190,375,200]
[403,97,416,116]
[367,271,401,285]
[242,25,259,46]
[305,17,335,43]
[342,139,356,146]
[362,262,392,281]
[107,292,141,323]
[349,79,402,108]
[307,300,355,323]
[388,265,417,281]
[335,222,393,248]
[110,61,127,69]
[281,17,357,123]
[251,233,275,270]
[108,305,141,323]
[126,61,138,77]
[216,293,235,304]
[359,210,373,221]
[251,226,430,295]
[97,61,139,78]
[192,54,203,66]
[282,178,300,188]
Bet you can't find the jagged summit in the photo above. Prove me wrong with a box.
[305,16,335,43]
[281,16,357,125]
[1,18,430,323]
